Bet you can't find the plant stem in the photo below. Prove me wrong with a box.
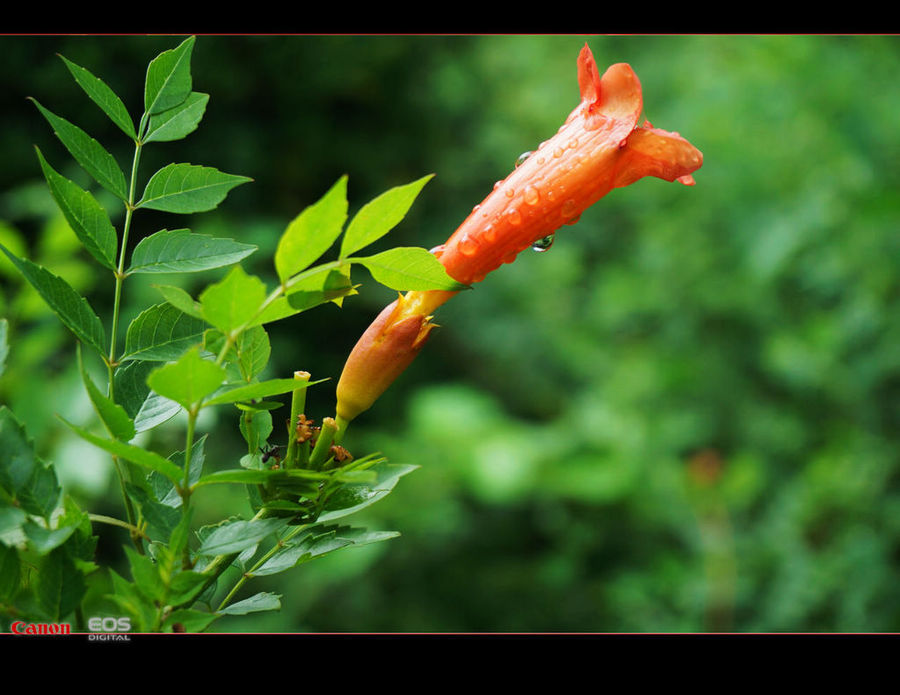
[216,522,309,613]
[107,141,143,401]
[105,140,143,532]
[88,513,148,540]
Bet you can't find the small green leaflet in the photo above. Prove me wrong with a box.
[58,54,137,140]
[36,546,86,620]
[144,36,195,116]
[29,98,127,201]
[35,147,118,270]
[122,303,207,362]
[0,244,106,356]
[195,517,286,556]
[59,416,184,484]
[137,163,252,214]
[199,265,267,334]
[146,346,227,409]
[202,376,325,408]
[353,247,467,291]
[78,345,135,442]
[340,174,433,258]
[0,406,61,519]
[218,592,281,616]
[127,229,256,275]
[274,176,348,282]
[144,92,208,143]
[154,284,204,319]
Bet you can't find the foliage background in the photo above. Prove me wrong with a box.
[1,35,899,632]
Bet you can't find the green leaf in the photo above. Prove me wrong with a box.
[122,302,207,362]
[146,345,227,409]
[29,97,127,200]
[199,265,267,334]
[113,360,155,419]
[127,228,256,275]
[137,163,251,214]
[195,517,286,556]
[275,176,348,282]
[126,484,181,541]
[144,35,196,116]
[36,546,86,620]
[23,521,77,556]
[144,91,208,143]
[194,467,328,488]
[318,462,419,522]
[154,284,204,319]
[252,525,397,578]
[239,409,273,452]
[205,325,271,381]
[35,147,117,269]
[125,546,164,602]
[166,570,208,606]
[148,435,206,509]
[59,416,184,484]
[0,406,61,519]
[0,318,8,378]
[353,247,468,291]
[134,393,182,433]
[0,244,106,355]
[59,54,136,139]
[285,264,358,312]
[78,345,135,442]
[0,543,21,601]
[202,377,323,408]
[218,591,281,616]
[341,174,433,257]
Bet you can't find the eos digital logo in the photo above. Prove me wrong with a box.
[87,616,132,641]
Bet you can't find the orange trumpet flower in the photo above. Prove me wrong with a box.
[335,43,703,423]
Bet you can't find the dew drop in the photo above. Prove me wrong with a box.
[515,151,533,168]
[561,199,578,219]
[429,244,446,258]
[507,208,522,226]
[531,235,555,252]
[523,185,540,206]
[483,224,496,242]
[504,187,515,198]
[553,147,564,159]
[459,234,478,256]
[493,181,502,191]
[567,137,579,149]
[536,156,546,165]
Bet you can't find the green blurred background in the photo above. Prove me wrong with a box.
[1,35,899,632]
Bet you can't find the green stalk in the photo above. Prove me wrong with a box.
[216,522,309,613]
[284,371,311,468]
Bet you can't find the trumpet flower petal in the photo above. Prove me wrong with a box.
[335,44,703,422]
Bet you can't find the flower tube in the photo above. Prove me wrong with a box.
[335,43,703,423]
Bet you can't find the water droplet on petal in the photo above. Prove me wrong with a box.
[429,244,446,258]
[553,147,564,159]
[507,208,522,226]
[564,214,581,226]
[515,151,532,168]
[567,137,579,149]
[493,181,502,190]
[561,199,578,219]
[532,235,555,252]
[483,224,496,242]
[523,185,540,206]
[536,156,546,165]
[459,234,478,256]
[505,187,515,198]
